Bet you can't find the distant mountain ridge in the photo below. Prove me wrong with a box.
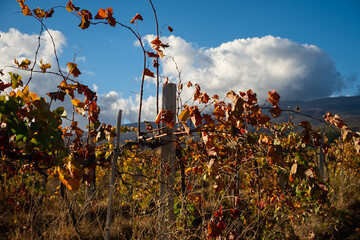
[277,95,360,132]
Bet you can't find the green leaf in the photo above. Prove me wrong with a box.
[8,72,23,89]
[53,106,65,116]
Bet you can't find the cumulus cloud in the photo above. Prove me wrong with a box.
[144,35,347,102]
[0,28,67,96]
[97,91,158,124]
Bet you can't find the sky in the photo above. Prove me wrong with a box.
[0,0,360,125]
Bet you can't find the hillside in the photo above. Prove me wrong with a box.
[278,95,360,131]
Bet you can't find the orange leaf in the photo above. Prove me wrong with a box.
[78,9,93,30]
[95,8,107,19]
[71,98,85,108]
[59,172,80,191]
[226,90,238,102]
[199,92,210,104]
[193,88,200,101]
[151,37,162,47]
[130,13,143,23]
[22,5,32,16]
[161,110,175,128]
[66,1,79,12]
[190,107,202,127]
[164,77,169,86]
[267,145,280,165]
[268,90,281,106]
[143,68,155,78]
[39,60,51,73]
[106,7,116,27]
[146,51,159,58]
[45,8,54,18]
[269,105,282,118]
[207,220,222,238]
[155,110,163,124]
[33,7,46,18]
[67,62,81,77]
[179,108,190,122]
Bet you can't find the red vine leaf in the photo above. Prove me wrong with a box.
[146,51,159,58]
[67,62,81,77]
[143,68,155,78]
[155,110,163,125]
[151,37,162,47]
[47,91,66,102]
[207,219,223,238]
[45,8,54,18]
[95,8,107,19]
[78,9,92,30]
[66,1,79,12]
[269,105,282,118]
[130,13,143,23]
[0,80,11,92]
[161,110,175,128]
[33,7,46,18]
[106,7,116,27]
[190,106,202,127]
[268,90,281,106]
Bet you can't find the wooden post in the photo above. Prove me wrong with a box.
[105,110,122,240]
[85,135,97,223]
[159,83,176,239]
[318,134,328,182]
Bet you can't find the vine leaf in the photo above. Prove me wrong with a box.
[14,58,31,70]
[95,7,116,27]
[143,68,155,78]
[146,51,159,58]
[95,8,107,19]
[78,9,93,30]
[66,1,80,12]
[67,62,81,78]
[0,80,11,92]
[33,7,46,18]
[59,172,80,191]
[130,13,143,23]
[45,8,54,18]
[39,60,51,73]
[9,72,23,89]
[47,90,66,102]
[207,219,223,238]
[268,89,281,106]
[179,108,190,123]
[150,37,165,58]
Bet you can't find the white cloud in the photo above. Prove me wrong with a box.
[97,91,158,124]
[0,28,67,96]
[144,35,347,102]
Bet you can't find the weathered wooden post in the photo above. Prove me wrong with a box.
[318,134,328,182]
[159,83,176,239]
[105,110,122,240]
[85,135,97,223]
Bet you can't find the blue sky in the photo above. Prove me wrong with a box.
[1,0,360,123]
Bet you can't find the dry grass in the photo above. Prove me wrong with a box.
[1,162,360,240]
